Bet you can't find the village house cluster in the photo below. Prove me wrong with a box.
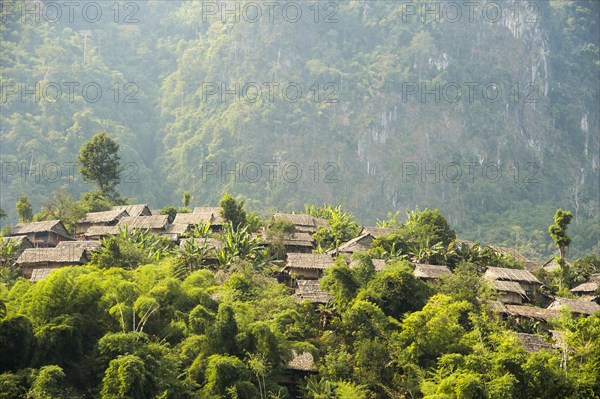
[1,205,598,344]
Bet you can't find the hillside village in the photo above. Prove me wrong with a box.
[3,203,599,335]
[1,197,599,397]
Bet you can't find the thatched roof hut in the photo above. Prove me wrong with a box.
[118,215,169,231]
[192,207,224,227]
[83,225,119,240]
[78,210,128,224]
[10,220,73,246]
[30,268,58,282]
[112,204,151,217]
[571,274,600,297]
[272,213,326,234]
[361,226,393,237]
[16,247,90,279]
[543,258,563,273]
[261,230,315,252]
[503,305,560,321]
[174,212,214,226]
[490,280,527,304]
[11,220,71,238]
[546,297,600,316]
[283,253,335,279]
[293,280,332,303]
[56,240,101,251]
[484,267,542,285]
[413,263,452,281]
[329,233,374,256]
[285,253,334,270]
[349,258,386,272]
[484,267,541,299]
[285,350,316,372]
[1,235,33,249]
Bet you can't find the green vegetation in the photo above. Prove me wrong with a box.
[220,193,248,231]
[15,195,32,224]
[0,0,598,395]
[549,209,574,260]
[161,206,178,224]
[78,132,122,200]
[0,201,598,398]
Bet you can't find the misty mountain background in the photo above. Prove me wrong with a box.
[1,0,598,259]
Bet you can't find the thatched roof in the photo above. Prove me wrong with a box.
[571,274,600,294]
[193,207,224,225]
[174,212,213,226]
[330,233,374,255]
[263,231,315,248]
[349,258,386,272]
[547,297,600,315]
[413,264,452,280]
[286,350,316,372]
[56,240,101,251]
[543,258,563,272]
[523,261,543,272]
[361,226,393,237]
[30,268,58,282]
[488,300,507,313]
[165,223,190,236]
[285,253,334,270]
[272,213,325,233]
[490,280,527,296]
[516,333,552,352]
[84,225,119,238]
[112,204,151,217]
[78,210,128,224]
[118,215,169,230]
[11,220,72,239]
[484,267,542,285]
[16,247,89,265]
[273,213,314,226]
[1,235,33,248]
[294,280,332,303]
[503,305,560,321]
[314,217,328,229]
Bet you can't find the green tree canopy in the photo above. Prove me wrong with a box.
[15,195,33,223]
[220,193,247,230]
[78,132,122,198]
[548,209,574,259]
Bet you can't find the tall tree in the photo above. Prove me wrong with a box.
[182,191,192,208]
[548,209,573,259]
[15,195,33,223]
[78,132,122,198]
[220,193,247,230]
[0,208,6,220]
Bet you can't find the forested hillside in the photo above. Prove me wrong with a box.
[1,0,598,259]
